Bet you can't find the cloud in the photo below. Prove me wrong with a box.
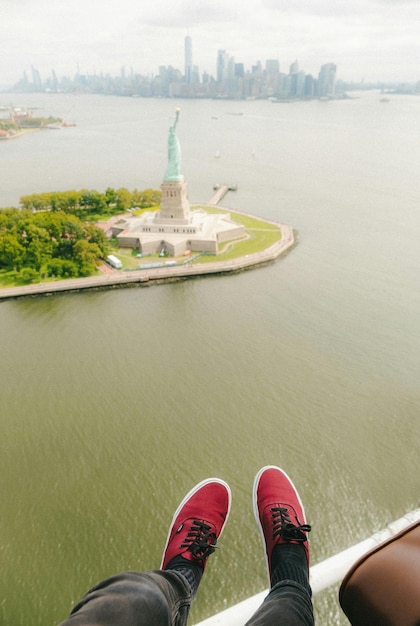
[374,0,418,4]
[136,0,239,27]
[262,0,420,19]
[261,0,370,17]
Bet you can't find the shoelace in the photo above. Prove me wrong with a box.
[180,520,218,560]
[271,506,311,542]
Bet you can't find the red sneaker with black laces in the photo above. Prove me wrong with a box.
[161,478,231,571]
[253,465,311,584]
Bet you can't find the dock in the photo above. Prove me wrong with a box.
[208,185,229,205]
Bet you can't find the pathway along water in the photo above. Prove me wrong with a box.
[0,199,294,300]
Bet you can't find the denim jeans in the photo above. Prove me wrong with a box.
[59,570,314,626]
[245,580,314,626]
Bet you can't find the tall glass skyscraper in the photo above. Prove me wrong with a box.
[184,36,193,84]
[318,63,337,97]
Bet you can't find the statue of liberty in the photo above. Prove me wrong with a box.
[164,108,183,182]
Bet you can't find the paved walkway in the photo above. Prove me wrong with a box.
[0,208,295,301]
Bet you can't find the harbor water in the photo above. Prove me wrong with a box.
[0,92,419,625]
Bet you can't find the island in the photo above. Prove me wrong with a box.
[0,110,295,300]
[0,106,75,139]
[0,191,295,300]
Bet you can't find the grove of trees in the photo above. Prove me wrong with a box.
[20,187,161,219]
[0,187,161,283]
[0,208,110,281]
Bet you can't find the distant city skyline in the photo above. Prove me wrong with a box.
[12,47,342,101]
[1,0,420,89]
[6,42,419,93]
[11,41,419,101]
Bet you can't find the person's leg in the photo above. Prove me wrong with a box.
[58,570,192,626]
[245,466,314,626]
[59,478,231,626]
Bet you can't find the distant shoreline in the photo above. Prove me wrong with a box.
[0,128,40,140]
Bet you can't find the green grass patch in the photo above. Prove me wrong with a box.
[0,269,65,287]
[0,270,28,288]
[196,230,282,264]
[194,205,279,230]
[132,206,159,216]
[83,206,158,223]
[189,206,282,263]
[108,248,142,270]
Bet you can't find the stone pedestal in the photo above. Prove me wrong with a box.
[155,180,190,225]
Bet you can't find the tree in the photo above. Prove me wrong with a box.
[84,224,110,256]
[105,187,117,207]
[19,267,40,283]
[0,233,25,269]
[18,187,162,217]
[20,193,50,211]
[46,258,78,278]
[32,210,65,241]
[57,215,85,258]
[24,240,50,271]
[77,190,107,217]
[115,188,132,212]
[53,190,81,213]
[132,187,161,208]
[0,205,109,280]
[73,240,102,276]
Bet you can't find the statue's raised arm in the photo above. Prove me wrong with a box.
[164,108,183,182]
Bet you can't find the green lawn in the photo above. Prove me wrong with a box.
[111,247,144,269]
[0,269,68,288]
[91,206,159,222]
[196,205,280,231]
[184,206,282,263]
[196,230,282,264]
[0,270,29,288]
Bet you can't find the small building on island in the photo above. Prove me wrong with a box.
[112,109,245,256]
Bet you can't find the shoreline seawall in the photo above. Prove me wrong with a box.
[0,217,295,301]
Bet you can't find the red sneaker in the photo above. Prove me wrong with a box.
[253,466,311,583]
[161,478,231,570]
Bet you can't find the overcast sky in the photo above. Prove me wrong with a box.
[2,0,420,88]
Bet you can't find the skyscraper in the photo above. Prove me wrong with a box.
[318,63,337,97]
[266,59,280,75]
[217,50,228,83]
[289,60,299,75]
[31,65,42,91]
[184,36,193,84]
